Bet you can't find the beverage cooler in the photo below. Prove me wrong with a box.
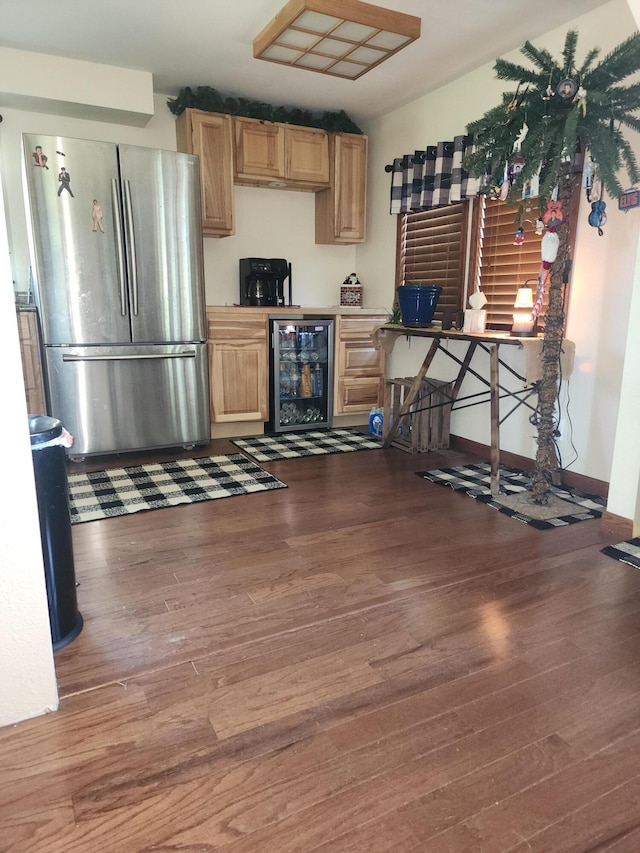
[268,317,334,433]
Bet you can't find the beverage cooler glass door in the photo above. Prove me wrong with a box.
[270,319,334,433]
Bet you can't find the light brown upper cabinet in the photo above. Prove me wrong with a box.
[234,118,284,182]
[175,109,235,237]
[285,126,330,186]
[316,133,367,244]
[234,117,329,189]
[175,111,367,242]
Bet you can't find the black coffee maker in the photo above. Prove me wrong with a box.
[239,258,292,307]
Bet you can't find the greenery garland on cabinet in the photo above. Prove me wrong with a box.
[167,86,363,134]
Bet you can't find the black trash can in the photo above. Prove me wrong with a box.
[29,415,83,651]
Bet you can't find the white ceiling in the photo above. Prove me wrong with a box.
[0,0,611,126]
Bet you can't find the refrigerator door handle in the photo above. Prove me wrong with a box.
[111,179,128,316]
[62,350,197,363]
[123,179,139,316]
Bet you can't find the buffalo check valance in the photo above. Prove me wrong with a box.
[389,134,480,214]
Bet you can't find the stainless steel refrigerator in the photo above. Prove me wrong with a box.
[22,133,210,458]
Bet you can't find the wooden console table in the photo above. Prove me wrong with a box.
[374,325,539,495]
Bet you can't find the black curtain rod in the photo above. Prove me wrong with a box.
[385,150,431,172]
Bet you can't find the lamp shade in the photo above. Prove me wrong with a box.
[514,286,534,309]
[511,285,537,337]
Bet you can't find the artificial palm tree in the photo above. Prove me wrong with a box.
[464,30,640,502]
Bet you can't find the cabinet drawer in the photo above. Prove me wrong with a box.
[336,377,383,414]
[338,314,387,341]
[341,341,384,377]
[207,313,268,341]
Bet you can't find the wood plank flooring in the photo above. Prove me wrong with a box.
[2,437,639,852]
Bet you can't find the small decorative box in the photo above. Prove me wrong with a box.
[340,285,363,307]
[340,273,362,307]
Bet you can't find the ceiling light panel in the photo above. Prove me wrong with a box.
[315,37,353,57]
[278,29,321,49]
[296,54,336,69]
[254,0,421,79]
[329,61,368,78]
[295,10,342,32]
[262,45,304,62]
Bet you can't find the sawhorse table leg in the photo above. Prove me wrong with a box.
[489,343,501,496]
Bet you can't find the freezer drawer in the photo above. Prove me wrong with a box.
[44,344,210,457]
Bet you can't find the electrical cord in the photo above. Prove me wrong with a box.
[527,338,578,472]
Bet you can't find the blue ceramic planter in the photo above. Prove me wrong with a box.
[396,285,442,326]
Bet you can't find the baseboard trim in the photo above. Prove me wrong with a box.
[600,511,634,539]
[449,434,610,498]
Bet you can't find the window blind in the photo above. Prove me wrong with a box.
[398,202,466,320]
[475,198,545,331]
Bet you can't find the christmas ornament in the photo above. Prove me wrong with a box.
[588,198,607,235]
[542,198,563,227]
[557,77,578,102]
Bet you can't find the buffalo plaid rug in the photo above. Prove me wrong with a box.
[232,428,381,462]
[601,537,640,569]
[68,454,287,523]
[416,462,606,529]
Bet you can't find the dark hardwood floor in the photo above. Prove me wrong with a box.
[2,436,639,852]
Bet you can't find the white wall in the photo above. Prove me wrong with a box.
[607,0,640,523]
[357,0,640,504]
[0,46,154,126]
[203,186,358,308]
[0,167,58,727]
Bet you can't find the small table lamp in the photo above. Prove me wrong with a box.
[510,286,537,336]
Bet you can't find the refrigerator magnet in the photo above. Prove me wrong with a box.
[57,167,74,197]
[92,200,105,232]
[31,145,49,169]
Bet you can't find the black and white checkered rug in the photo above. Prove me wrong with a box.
[68,454,287,523]
[232,428,381,462]
[601,537,640,569]
[416,462,606,529]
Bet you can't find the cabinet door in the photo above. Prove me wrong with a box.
[334,314,386,415]
[17,311,46,415]
[285,127,329,186]
[234,118,285,181]
[315,134,367,244]
[176,110,234,237]
[207,312,268,422]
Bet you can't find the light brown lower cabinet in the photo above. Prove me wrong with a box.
[16,309,46,416]
[334,314,387,415]
[207,311,268,422]
[207,309,386,426]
